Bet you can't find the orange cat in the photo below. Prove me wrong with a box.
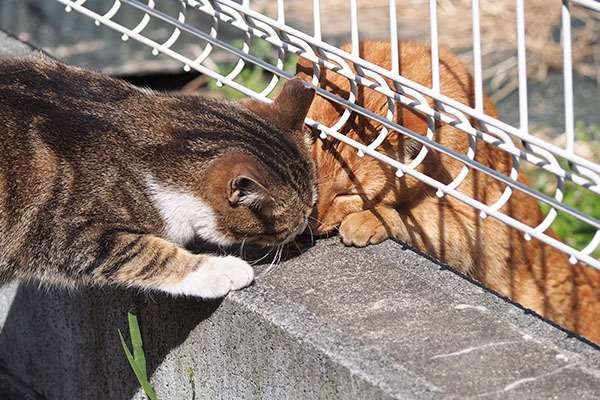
[297,41,600,343]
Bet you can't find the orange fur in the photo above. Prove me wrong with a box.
[297,41,600,343]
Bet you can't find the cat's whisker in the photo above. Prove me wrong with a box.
[315,171,336,185]
[307,215,323,224]
[239,239,246,259]
[277,244,285,265]
[292,240,303,254]
[315,164,332,178]
[315,150,331,174]
[280,245,289,266]
[306,222,315,245]
[308,215,335,240]
[247,246,275,266]
[308,215,327,230]
[256,245,282,280]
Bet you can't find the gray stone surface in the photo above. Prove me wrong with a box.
[0,237,600,399]
[2,22,600,400]
[0,28,36,60]
[255,239,600,399]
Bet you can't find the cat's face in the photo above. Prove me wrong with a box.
[309,136,398,235]
[200,79,317,246]
[203,150,317,246]
[296,52,425,236]
[146,79,316,248]
[296,41,474,236]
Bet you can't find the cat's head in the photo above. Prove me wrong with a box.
[295,41,490,235]
[295,45,429,235]
[199,79,317,246]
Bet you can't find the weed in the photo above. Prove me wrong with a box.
[526,123,600,259]
[204,38,298,99]
[187,367,196,400]
[119,314,200,400]
[119,313,158,400]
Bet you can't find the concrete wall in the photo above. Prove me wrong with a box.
[0,0,240,75]
[1,237,600,399]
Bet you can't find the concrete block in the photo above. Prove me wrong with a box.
[1,237,600,399]
[0,28,37,60]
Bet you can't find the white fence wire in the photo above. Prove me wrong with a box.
[54,0,600,269]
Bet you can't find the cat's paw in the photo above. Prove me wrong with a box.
[163,256,254,298]
[339,210,393,247]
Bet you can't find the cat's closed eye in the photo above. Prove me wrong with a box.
[333,194,361,204]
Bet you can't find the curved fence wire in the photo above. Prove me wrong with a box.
[55,0,600,269]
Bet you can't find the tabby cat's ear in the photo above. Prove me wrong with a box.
[228,173,272,208]
[243,78,315,131]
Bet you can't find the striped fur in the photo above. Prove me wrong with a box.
[0,53,316,298]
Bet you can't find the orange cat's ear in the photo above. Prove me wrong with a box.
[243,78,315,131]
[228,173,272,208]
[296,56,314,82]
[398,105,430,137]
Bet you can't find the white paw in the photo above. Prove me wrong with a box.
[162,256,254,298]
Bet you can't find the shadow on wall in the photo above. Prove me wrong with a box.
[0,281,222,399]
[0,239,286,400]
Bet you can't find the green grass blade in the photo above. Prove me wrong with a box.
[119,326,158,400]
[127,312,147,379]
[187,367,196,400]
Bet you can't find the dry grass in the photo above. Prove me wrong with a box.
[420,0,600,100]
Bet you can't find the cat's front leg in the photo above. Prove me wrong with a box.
[88,232,254,298]
[161,255,254,298]
[338,206,403,247]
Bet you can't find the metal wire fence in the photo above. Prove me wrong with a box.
[55,0,600,269]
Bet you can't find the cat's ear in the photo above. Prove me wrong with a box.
[296,56,315,82]
[271,78,315,130]
[205,152,274,209]
[228,173,272,208]
[243,78,315,131]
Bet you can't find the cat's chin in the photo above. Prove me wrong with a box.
[282,219,310,245]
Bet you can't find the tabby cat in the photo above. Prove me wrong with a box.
[0,53,316,298]
[297,41,600,343]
